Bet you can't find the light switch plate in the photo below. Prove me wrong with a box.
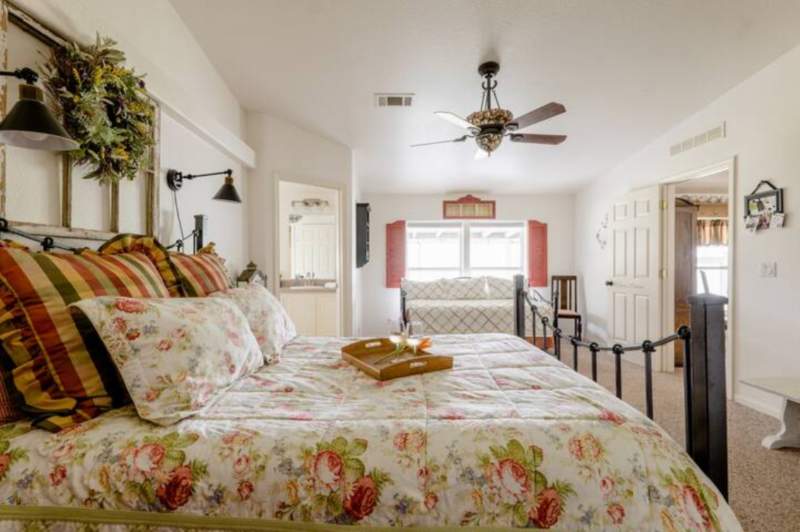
[760,262,778,278]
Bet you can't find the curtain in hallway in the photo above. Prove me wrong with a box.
[696,219,728,246]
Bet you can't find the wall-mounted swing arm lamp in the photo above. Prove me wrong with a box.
[166,168,242,203]
[0,67,79,151]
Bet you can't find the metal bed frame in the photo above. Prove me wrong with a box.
[0,216,206,253]
[512,274,729,499]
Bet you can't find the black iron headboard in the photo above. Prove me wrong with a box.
[1,215,208,254]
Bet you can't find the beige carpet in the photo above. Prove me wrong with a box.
[562,343,800,532]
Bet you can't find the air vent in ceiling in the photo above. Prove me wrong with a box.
[375,93,414,107]
[670,122,726,156]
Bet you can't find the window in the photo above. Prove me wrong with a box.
[406,223,462,281]
[406,221,525,281]
[696,245,728,297]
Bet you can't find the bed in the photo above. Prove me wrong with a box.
[0,333,741,530]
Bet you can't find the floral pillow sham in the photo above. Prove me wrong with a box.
[71,296,263,426]
[211,284,297,363]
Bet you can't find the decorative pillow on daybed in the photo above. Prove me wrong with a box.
[169,244,232,297]
[402,277,488,300]
[485,276,515,299]
[0,247,170,431]
[211,284,297,363]
[71,296,262,426]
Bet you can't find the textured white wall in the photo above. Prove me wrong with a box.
[17,0,244,137]
[246,113,355,332]
[359,193,575,336]
[574,43,800,418]
[7,0,251,274]
[159,114,248,274]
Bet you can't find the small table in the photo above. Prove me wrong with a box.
[742,377,800,449]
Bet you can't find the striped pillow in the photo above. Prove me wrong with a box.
[0,365,22,424]
[99,234,184,297]
[0,240,27,423]
[0,248,170,431]
[170,247,231,297]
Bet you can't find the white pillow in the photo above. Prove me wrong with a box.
[71,296,263,426]
[211,284,297,362]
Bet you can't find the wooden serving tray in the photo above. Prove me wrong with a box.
[341,338,453,381]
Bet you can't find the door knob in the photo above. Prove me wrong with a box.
[605,280,614,286]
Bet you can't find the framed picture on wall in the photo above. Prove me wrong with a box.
[744,180,783,232]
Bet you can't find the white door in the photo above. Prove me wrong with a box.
[291,223,337,279]
[607,186,663,369]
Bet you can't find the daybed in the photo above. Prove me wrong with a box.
[401,276,550,337]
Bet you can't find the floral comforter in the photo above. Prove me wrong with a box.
[0,334,740,531]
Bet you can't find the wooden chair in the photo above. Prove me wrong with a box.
[551,275,582,340]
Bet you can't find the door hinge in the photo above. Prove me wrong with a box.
[659,268,667,280]
[660,200,668,211]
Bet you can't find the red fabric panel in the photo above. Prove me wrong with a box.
[386,220,406,288]
[528,220,548,287]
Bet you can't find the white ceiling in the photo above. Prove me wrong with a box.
[171,0,800,194]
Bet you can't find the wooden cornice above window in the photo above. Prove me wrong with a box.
[442,195,496,219]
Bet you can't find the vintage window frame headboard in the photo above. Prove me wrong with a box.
[0,0,160,246]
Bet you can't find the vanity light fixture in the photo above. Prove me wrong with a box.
[0,67,79,151]
[166,168,242,203]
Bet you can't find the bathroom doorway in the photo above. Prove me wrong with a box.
[277,180,342,336]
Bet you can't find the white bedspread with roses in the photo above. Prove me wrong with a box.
[0,334,741,530]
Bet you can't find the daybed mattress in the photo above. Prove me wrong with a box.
[406,299,544,336]
[0,333,740,531]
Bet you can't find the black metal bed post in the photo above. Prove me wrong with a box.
[571,337,579,370]
[612,344,623,399]
[642,340,655,419]
[553,327,561,360]
[686,293,729,500]
[589,342,598,381]
[678,325,693,463]
[513,275,525,339]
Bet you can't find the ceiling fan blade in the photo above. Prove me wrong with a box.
[434,111,477,131]
[410,135,468,148]
[474,148,488,160]
[507,102,566,131]
[510,133,567,145]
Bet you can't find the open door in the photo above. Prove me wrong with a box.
[607,186,663,369]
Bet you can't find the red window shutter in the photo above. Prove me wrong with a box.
[528,220,548,287]
[386,220,406,288]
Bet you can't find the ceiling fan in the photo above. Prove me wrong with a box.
[411,61,567,159]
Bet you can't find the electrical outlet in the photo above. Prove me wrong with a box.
[760,262,777,278]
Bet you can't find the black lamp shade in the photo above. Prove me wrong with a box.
[213,176,242,203]
[0,85,78,151]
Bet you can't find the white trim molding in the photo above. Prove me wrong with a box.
[155,96,256,169]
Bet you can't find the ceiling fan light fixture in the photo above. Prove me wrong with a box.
[475,132,503,155]
[467,108,513,127]
[411,61,567,155]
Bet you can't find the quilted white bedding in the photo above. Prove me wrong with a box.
[0,333,741,531]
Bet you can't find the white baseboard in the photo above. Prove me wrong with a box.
[734,392,781,419]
